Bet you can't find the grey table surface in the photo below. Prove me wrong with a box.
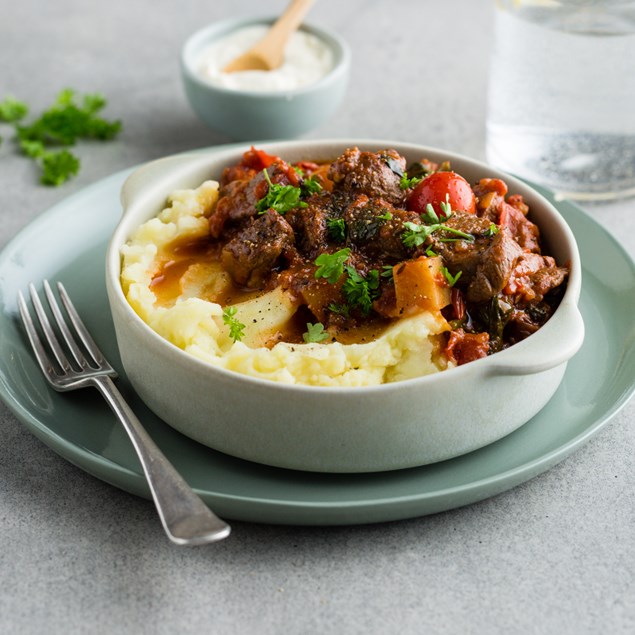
[1,1,633,633]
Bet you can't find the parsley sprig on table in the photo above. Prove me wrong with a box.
[0,89,121,186]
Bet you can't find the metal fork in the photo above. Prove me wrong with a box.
[17,280,231,545]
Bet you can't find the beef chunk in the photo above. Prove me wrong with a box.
[427,211,524,303]
[221,210,294,288]
[504,252,568,304]
[210,163,294,239]
[343,195,419,261]
[427,211,502,279]
[499,200,540,252]
[466,231,525,303]
[328,148,406,206]
[285,193,332,259]
[219,164,258,188]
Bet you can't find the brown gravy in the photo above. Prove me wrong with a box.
[149,234,392,346]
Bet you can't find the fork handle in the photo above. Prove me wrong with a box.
[93,375,231,545]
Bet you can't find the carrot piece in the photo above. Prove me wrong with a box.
[393,256,452,316]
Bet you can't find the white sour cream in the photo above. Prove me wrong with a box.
[197,25,334,93]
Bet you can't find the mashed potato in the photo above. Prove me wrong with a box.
[120,180,452,386]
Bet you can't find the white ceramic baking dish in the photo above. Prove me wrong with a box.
[106,140,584,473]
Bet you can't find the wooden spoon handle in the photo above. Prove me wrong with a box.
[256,0,316,63]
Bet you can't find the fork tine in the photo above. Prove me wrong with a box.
[56,281,116,375]
[27,282,73,373]
[42,280,93,370]
[17,290,58,381]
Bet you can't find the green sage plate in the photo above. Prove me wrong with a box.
[1,158,634,526]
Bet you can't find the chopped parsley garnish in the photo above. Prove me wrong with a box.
[377,211,393,221]
[403,197,474,249]
[0,89,121,186]
[314,248,351,283]
[439,196,453,218]
[256,169,307,215]
[326,217,346,242]
[314,251,381,316]
[328,302,350,317]
[301,175,323,196]
[486,223,499,237]
[421,195,453,223]
[402,221,474,248]
[222,306,245,342]
[421,204,441,224]
[399,172,423,190]
[425,245,438,257]
[442,267,462,287]
[303,322,329,343]
[402,222,434,248]
[381,265,395,279]
[342,266,380,315]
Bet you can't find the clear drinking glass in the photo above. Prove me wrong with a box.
[486,0,635,201]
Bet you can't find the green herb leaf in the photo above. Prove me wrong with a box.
[256,169,307,215]
[301,175,323,196]
[328,302,350,317]
[377,211,393,221]
[19,139,45,158]
[0,96,28,122]
[381,265,395,280]
[16,89,121,146]
[422,204,441,224]
[342,266,380,315]
[399,172,423,190]
[402,221,434,248]
[326,217,346,242]
[82,92,107,115]
[314,248,351,283]
[222,306,245,342]
[442,267,462,287]
[402,214,475,249]
[40,150,80,186]
[2,89,121,186]
[439,193,453,218]
[303,322,329,343]
[486,222,499,237]
[55,88,76,107]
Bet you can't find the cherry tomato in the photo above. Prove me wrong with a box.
[241,146,281,171]
[407,171,476,217]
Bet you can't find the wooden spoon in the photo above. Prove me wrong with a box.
[223,0,316,73]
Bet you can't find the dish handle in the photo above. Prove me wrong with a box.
[488,301,585,376]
